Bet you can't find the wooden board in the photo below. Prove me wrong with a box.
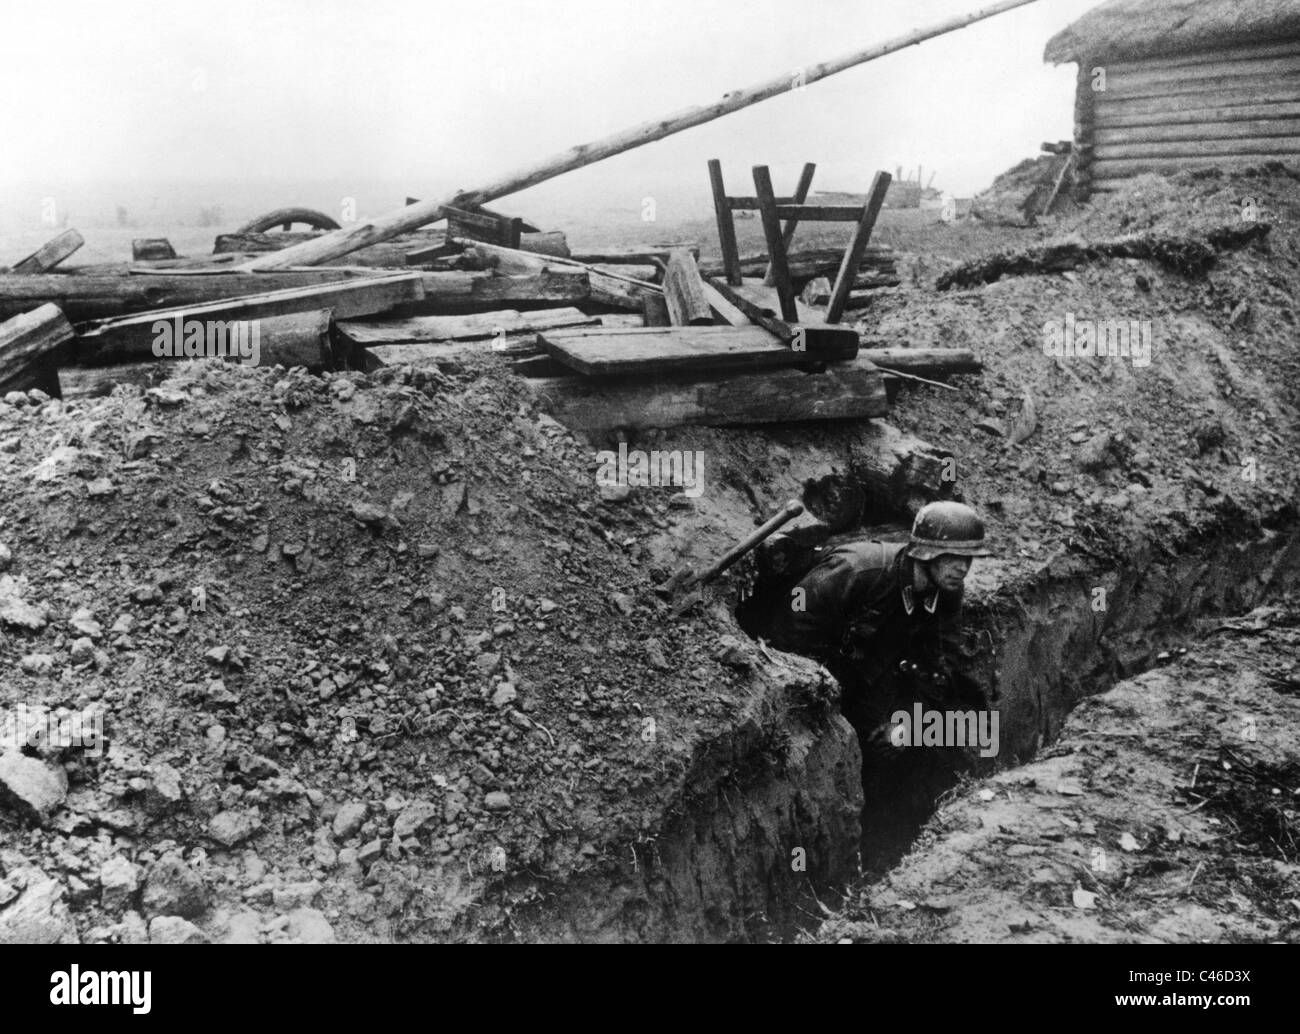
[0,303,75,395]
[80,272,424,361]
[526,357,888,435]
[729,278,824,324]
[337,307,597,345]
[541,325,858,376]
[10,230,85,274]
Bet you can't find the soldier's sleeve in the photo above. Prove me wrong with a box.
[765,545,886,656]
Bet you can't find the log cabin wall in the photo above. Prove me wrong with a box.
[1082,37,1300,191]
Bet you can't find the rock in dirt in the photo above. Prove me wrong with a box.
[643,638,670,671]
[19,653,54,674]
[0,752,68,821]
[143,763,185,815]
[141,856,208,918]
[490,683,518,709]
[285,907,335,944]
[484,790,512,811]
[99,856,141,912]
[0,575,47,630]
[149,916,208,944]
[332,801,367,840]
[0,869,78,944]
[208,809,263,847]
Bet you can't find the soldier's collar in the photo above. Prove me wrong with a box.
[901,579,940,616]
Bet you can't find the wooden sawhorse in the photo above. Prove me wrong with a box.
[708,160,891,325]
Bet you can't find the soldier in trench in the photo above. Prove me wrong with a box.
[761,501,993,865]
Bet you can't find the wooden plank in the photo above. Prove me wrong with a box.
[699,246,896,281]
[752,165,798,322]
[80,272,424,361]
[701,281,752,326]
[135,309,336,371]
[458,239,655,311]
[571,244,700,264]
[132,239,178,262]
[1104,55,1300,95]
[1095,100,1300,131]
[1091,153,1300,181]
[642,294,672,327]
[336,307,597,345]
[519,231,569,257]
[0,269,391,323]
[772,204,864,221]
[1095,118,1300,147]
[728,278,823,325]
[1101,69,1300,103]
[704,277,858,359]
[663,250,714,326]
[764,162,816,286]
[1098,137,1300,161]
[708,159,743,287]
[540,325,855,376]
[10,230,85,274]
[526,357,888,435]
[857,347,981,377]
[1105,40,1300,77]
[0,303,74,395]
[466,269,590,306]
[1096,84,1300,119]
[826,171,891,324]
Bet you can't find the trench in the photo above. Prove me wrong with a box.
[736,502,1300,892]
[478,474,1300,942]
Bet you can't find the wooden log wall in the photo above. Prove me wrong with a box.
[1083,38,1300,191]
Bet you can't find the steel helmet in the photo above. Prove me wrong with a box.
[907,501,992,561]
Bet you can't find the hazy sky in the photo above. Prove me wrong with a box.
[1,0,1099,224]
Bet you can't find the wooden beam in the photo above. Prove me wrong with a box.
[458,239,656,310]
[709,159,744,287]
[663,250,714,326]
[571,244,700,264]
[0,304,75,396]
[79,272,424,361]
[764,162,816,286]
[701,282,752,326]
[540,324,856,376]
[0,269,401,323]
[826,171,891,324]
[857,347,981,377]
[336,307,597,346]
[132,239,178,262]
[239,0,1041,270]
[464,269,590,307]
[526,357,888,435]
[9,230,85,274]
[705,276,858,358]
[642,294,672,327]
[752,165,798,322]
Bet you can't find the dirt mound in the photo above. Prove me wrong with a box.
[0,357,858,943]
[970,153,1075,228]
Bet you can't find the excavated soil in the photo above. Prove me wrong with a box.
[2,162,1299,943]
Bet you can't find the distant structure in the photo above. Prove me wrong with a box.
[1045,0,1300,195]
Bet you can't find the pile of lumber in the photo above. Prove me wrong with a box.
[0,211,975,432]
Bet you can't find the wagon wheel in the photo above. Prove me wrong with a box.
[236,207,341,234]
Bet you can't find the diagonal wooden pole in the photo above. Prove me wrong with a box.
[244,0,1040,271]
